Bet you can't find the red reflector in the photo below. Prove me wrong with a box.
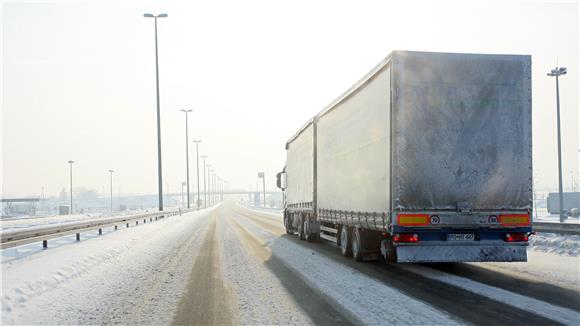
[505,233,528,242]
[393,233,419,243]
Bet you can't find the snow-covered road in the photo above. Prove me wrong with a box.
[2,203,579,325]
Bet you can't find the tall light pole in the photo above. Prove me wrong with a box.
[202,156,208,207]
[181,109,193,208]
[108,170,114,214]
[258,172,266,208]
[548,66,567,222]
[68,160,74,214]
[193,140,202,208]
[208,168,213,206]
[144,12,168,212]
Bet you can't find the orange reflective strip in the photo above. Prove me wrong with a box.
[397,214,429,226]
[499,214,530,226]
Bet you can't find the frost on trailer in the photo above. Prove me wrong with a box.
[278,50,533,263]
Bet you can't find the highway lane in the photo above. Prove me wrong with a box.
[231,204,580,325]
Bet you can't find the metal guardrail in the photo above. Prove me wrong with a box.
[0,208,195,249]
[533,222,580,235]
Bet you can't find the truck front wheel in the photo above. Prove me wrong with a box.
[340,226,352,257]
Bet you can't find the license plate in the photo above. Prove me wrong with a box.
[447,233,475,241]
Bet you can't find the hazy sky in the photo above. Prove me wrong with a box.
[1,0,579,198]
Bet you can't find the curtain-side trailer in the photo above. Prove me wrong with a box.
[276,50,533,263]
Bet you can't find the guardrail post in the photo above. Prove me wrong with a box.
[98,228,102,235]
[76,233,80,241]
[114,225,118,230]
[43,240,48,249]
[126,223,129,228]
[150,217,152,222]
[144,219,146,223]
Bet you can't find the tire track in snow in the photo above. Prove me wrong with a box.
[400,264,580,326]
[234,206,566,325]
[231,212,462,325]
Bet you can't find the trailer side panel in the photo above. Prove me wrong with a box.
[286,123,315,209]
[317,66,391,225]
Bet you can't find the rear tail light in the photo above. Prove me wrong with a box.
[505,233,528,242]
[393,233,420,243]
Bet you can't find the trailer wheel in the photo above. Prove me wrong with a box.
[284,212,293,235]
[340,226,352,257]
[298,214,306,240]
[352,227,364,261]
[304,216,317,242]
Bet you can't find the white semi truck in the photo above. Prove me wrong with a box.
[276,51,533,263]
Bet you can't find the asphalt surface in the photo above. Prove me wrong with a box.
[166,203,580,325]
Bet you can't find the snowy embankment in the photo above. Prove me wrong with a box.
[1,208,214,325]
[530,232,580,256]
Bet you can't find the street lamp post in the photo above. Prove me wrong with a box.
[109,170,114,214]
[208,168,213,206]
[202,156,208,207]
[258,172,266,208]
[144,12,168,212]
[181,109,193,208]
[547,66,567,222]
[68,160,74,214]
[193,140,202,208]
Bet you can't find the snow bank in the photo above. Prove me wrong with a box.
[2,208,214,325]
[529,232,580,257]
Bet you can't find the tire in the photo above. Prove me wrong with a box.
[352,228,364,261]
[340,226,352,257]
[385,240,397,263]
[304,216,317,242]
[284,212,293,235]
[298,214,306,240]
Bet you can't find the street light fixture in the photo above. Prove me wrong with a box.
[108,170,114,214]
[193,140,202,208]
[143,12,168,212]
[68,160,74,214]
[547,66,567,222]
[181,109,193,208]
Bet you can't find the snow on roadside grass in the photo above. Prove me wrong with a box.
[233,213,461,325]
[529,232,580,256]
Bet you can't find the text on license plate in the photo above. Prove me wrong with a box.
[447,233,475,241]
